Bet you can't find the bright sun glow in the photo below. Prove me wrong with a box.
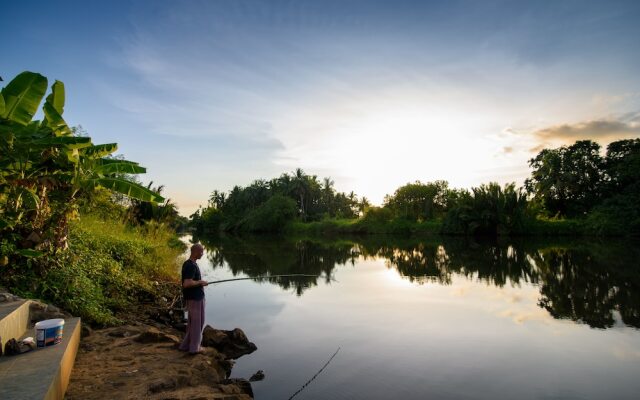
[273,92,517,204]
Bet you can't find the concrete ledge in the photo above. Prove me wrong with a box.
[0,300,32,350]
[0,317,81,400]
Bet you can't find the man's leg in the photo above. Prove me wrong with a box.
[178,300,193,351]
[179,299,204,352]
[187,299,204,353]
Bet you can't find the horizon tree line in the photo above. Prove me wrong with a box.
[191,138,640,235]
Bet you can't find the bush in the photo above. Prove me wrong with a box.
[442,183,533,236]
[237,195,297,232]
[2,214,185,325]
[583,188,640,236]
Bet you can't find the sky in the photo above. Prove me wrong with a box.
[3,0,640,215]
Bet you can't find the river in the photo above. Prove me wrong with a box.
[187,234,640,399]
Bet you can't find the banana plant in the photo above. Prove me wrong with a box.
[1,71,164,253]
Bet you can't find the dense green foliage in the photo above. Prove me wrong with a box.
[191,168,367,233]
[442,183,532,235]
[1,71,164,263]
[383,180,450,220]
[3,214,184,325]
[193,138,639,237]
[236,194,297,232]
[525,140,604,217]
[1,71,184,324]
[126,181,188,231]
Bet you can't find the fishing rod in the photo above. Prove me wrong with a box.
[207,274,325,285]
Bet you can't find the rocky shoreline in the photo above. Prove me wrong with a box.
[66,322,258,399]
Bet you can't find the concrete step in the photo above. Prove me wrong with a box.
[0,299,32,351]
[0,299,81,400]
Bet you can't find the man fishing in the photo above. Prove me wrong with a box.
[178,243,208,354]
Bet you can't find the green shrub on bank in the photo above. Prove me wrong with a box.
[583,188,640,236]
[2,214,185,325]
[526,218,584,236]
[236,195,297,232]
[288,217,441,236]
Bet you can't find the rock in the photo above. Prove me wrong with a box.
[80,343,96,352]
[219,384,241,394]
[30,300,71,323]
[230,328,249,343]
[222,378,253,397]
[218,359,235,379]
[201,325,257,359]
[172,322,186,332]
[46,304,60,313]
[47,304,60,313]
[135,327,180,344]
[81,323,92,338]
[29,301,46,312]
[108,327,137,338]
[148,377,177,394]
[201,326,227,347]
[249,370,265,382]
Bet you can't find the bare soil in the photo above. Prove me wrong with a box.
[66,323,253,400]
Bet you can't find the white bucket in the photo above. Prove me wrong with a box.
[35,318,64,348]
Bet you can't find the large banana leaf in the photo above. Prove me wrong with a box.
[1,72,47,125]
[0,92,4,115]
[15,186,40,210]
[46,80,65,115]
[0,126,14,146]
[81,143,118,158]
[43,101,73,136]
[96,159,146,174]
[87,177,164,202]
[15,249,44,258]
[35,136,91,148]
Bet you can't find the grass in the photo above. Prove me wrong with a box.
[286,215,613,237]
[4,214,186,326]
[287,218,442,236]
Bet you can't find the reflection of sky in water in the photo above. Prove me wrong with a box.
[192,247,640,400]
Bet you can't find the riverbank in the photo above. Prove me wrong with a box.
[286,217,586,236]
[66,318,255,399]
[1,213,187,326]
[2,212,258,398]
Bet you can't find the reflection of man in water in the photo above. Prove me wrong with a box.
[179,243,208,354]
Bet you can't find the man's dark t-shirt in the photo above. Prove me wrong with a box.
[182,259,204,301]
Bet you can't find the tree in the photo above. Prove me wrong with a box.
[1,71,163,255]
[442,183,531,235]
[208,190,226,209]
[384,180,449,221]
[584,139,640,235]
[525,140,604,217]
[604,138,640,194]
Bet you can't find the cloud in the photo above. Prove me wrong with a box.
[533,116,640,142]
[502,146,514,154]
[528,144,545,154]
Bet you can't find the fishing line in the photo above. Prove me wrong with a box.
[287,347,341,400]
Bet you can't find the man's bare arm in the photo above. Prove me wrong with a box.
[182,278,208,288]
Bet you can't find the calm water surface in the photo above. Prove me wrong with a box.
[189,235,640,399]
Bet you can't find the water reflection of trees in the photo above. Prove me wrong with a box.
[196,234,640,329]
[198,235,358,296]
